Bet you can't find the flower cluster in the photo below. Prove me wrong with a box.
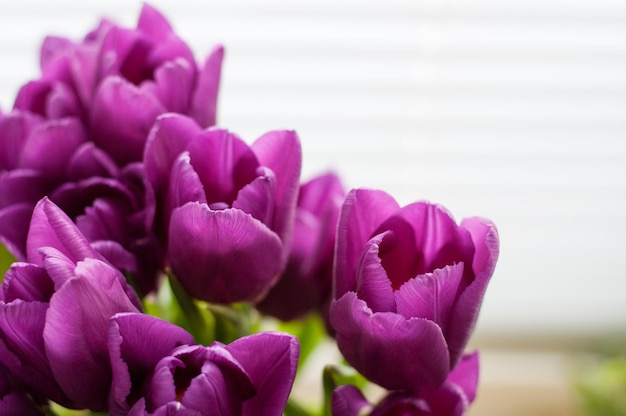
[0,5,499,416]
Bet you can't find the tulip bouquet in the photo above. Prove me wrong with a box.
[0,4,499,416]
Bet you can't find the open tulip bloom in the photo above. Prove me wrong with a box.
[0,4,500,416]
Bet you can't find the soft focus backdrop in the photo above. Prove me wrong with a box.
[1,1,625,414]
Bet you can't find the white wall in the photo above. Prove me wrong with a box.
[1,0,625,336]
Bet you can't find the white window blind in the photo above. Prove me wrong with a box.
[1,0,625,338]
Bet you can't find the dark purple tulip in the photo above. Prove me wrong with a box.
[0,365,45,415]
[330,189,498,392]
[0,198,142,411]
[127,332,299,416]
[332,352,479,416]
[257,172,345,321]
[14,4,223,165]
[144,114,302,303]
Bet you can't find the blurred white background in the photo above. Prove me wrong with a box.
[1,0,625,341]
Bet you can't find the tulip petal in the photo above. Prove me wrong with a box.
[169,202,283,303]
[19,118,87,181]
[446,219,499,367]
[332,385,371,416]
[419,382,469,416]
[26,198,99,266]
[189,45,224,127]
[181,364,242,415]
[144,114,202,200]
[142,59,194,114]
[136,3,174,41]
[227,332,299,416]
[0,169,47,208]
[187,129,259,207]
[232,167,276,226]
[91,76,166,165]
[0,203,35,260]
[377,202,475,287]
[251,130,302,250]
[66,142,120,180]
[2,263,53,302]
[447,351,479,404]
[330,292,449,391]
[44,258,140,410]
[108,313,193,415]
[167,152,207,213]
[13,81,53,117]
[0,112,41,171]
[394,263,465,335]
[334,189,399,298]
[354,232,395,313]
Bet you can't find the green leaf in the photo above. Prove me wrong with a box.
[0,243,16,281]
[578,356,626,415]
[278,314,326,370]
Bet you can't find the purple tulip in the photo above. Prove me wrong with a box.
[257,172,345,321]
[0,109,161,292]
[14,3,223,165]
[108,313,195,415]
[127,332,299,416]
[0,365,45,415]
[330,189,498,392]
[0,198,142,411]
[332,352,479,416]
[144,114,302,303]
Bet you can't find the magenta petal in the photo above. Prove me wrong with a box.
[66,142,120,180]
[0,112,41,171]
[227,332,299,416]
[189,45,224,127]
[169,202,283,303]
[167,152,207,213]
[447,351,479,404]
[19,118,87,180]
[332,385,371,416]
[232,168,276,226]
[0,169,47,207]
[0,204,36,260]
[354,233,395,313]
[446,220,499,367]
[144,114,202,198]
[181,365,241,415]
[187,129,259,207]
[251,130,302,253]
[44,258,140,411]
[136,3,174,41]
[142,59,194,113]
[334,189,399,298]
[91,76,166,165]
[108,313,193,415]
[13,81,53,117]
[26,198,99,266]
[40,35,73,73]
[2,263,53,302]
[330,292,449,391]
[394,263,465,333]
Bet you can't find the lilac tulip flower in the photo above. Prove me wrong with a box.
[257,172,345,321]
[333,352,479,416]
[0,198,142,411]
[0,365,44,415]
[330,189,498,392]
[127,332,299,416]
[144,114,302,303]
[14,3,223,165]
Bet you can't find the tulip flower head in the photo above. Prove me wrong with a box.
[330,189,499,392]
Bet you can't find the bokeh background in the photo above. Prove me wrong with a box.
[1,1,625,414]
